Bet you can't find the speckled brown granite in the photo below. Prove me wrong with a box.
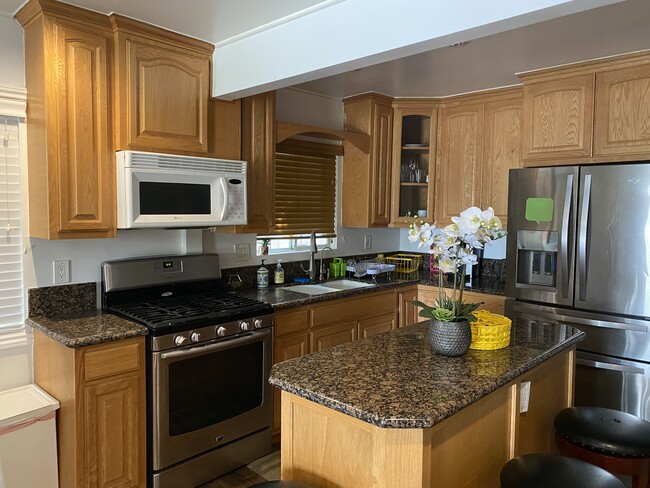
[27,313,147,348]
[270,322,584,429]
[28,282,97,316]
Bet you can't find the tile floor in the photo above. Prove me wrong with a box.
[199,450,280,488]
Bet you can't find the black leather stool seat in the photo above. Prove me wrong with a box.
[250,482,313,488]
[555,407,650,458]
[500,454,627,488]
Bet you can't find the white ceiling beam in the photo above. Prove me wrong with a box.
[212,0,623,99]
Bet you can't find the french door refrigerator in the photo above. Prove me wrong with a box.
[505,163,650,420]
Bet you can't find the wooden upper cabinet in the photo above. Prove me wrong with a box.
[482,93,523,226]
[390,101,438,226]
[342,93,394,227]
[521,74,595,163]
[209,98,242,160]
[16,0,116,239]
[240,92,276,234]
[436,102,483,225]
[594,63,650,157]
[111,14,213,154]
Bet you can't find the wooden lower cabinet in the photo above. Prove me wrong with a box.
[399,285,419,328]
[311,321,358,352]
[33,331,146,488]
[359,312,396,338]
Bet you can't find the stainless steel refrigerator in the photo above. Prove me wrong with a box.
[505,163,650,420]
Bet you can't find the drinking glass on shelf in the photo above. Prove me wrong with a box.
[408,158,417,182]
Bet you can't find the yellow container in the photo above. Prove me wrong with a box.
[385,253,422,273]
[469,310,512,350]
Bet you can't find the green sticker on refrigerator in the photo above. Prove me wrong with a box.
[525,198,554,222]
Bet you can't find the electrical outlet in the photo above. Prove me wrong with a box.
[53,260,70,284]
[234,243,251,262]
[519,381,531,413]
[363,235,372,250]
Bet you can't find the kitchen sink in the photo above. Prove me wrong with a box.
[284,280,376,296]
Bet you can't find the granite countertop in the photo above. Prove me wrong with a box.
[269,322,584,429]
[27,313,148,348]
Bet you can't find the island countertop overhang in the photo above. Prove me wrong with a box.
[269,321,584,429]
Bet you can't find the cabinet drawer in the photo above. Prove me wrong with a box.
[83,340,143,382]
[275,307,309,337]
[311,291,397,328]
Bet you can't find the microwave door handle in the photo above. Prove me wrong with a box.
[576,358,645,375]
[219,176,229,221]
[578,173,591,302]
[560,173,573,298]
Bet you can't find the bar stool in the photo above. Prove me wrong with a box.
[250,481,313,487]
[500,453,627,488]
[554,407,650,488]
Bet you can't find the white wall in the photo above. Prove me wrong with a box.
[0,13,25,88]
[398,227,507,260]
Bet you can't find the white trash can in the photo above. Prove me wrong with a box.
[0,384,60,488]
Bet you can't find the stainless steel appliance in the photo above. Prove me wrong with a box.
[505,163,650,420]
[101,254,274,488]
[116,150,247,229]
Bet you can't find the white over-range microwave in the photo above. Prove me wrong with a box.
[116,150,247,229]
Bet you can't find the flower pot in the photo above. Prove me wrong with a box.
[428,319,472,357]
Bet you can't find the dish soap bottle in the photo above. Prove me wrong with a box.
[257,259,269,289]
[274,259,284,284]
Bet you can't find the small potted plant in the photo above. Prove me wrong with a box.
[260,238,270,255]
[409,207,506,356]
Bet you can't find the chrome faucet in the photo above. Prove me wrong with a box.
[319,246,334,281]
[300,231,318,281]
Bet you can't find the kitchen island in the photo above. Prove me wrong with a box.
[270,321,584,488]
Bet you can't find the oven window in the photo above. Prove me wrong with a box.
[168,341,264,436]
[140,182,211,215]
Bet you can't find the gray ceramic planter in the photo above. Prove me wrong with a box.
[428,319,471,356]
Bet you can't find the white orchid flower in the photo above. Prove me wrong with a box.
[438,256,456,273]
[453,206,483,234]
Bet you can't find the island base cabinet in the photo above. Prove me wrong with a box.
[280,347,575,488]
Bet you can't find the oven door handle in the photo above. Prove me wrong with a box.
[159,331,265,360]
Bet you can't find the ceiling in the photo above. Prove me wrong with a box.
[2,0,649,100]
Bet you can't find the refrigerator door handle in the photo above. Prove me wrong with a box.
[578,173,592,302]
[517,310,648,332]
[560,174,573,298]
[576,358,645,375]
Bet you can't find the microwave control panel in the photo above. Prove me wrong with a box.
[225,178,247,225]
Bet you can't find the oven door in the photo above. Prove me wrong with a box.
[151,328,273,470]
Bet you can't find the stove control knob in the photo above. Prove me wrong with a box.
[216,326,227,337]
[254,318,263,329]
[190,331,201,343]
[174,335,187,346]
[240,321,251,331]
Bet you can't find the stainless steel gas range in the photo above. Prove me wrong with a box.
[101,254,274,488]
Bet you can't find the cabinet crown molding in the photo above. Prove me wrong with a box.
[110,13,215,55]
[15,0,111,29]
[517,49,650,82]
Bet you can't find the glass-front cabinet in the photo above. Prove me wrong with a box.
[390,102,438,226]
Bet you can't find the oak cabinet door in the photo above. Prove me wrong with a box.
[398,286,420,328]
[522,74,594,163]
[117,37,210,153]
[310,321,358,352]
[83,374,144,488]
[482,96,522,227]
[594,64,650,156]
[436,103,483,225]
[273,333,309,434]
[342,93,394,228]
[358,312,397,338]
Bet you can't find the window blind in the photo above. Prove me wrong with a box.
[0,117,23,329]
[273,152,336,236]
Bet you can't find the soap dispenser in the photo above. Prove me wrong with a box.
[274,259,285,284]
[257,259,269,288]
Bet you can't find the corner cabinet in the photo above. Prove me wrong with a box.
[17,0,116,239]
[390,102,438,226]
[33,331,146,488]
[111,14,213,154]
[342,93,394,227]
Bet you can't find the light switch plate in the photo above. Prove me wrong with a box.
[234,243,251,261]
[363,235,372,250]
